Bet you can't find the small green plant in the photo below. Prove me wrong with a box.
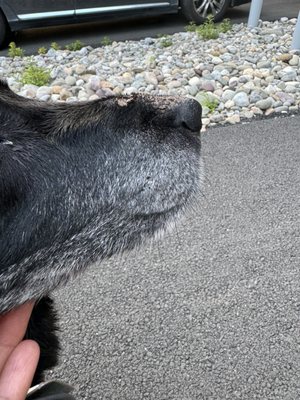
[101,36,112,46]
[196,16,232,40]
[38,47,47,55]
[147,55,156,64]
[158,34,172,48]
[197,16,219,40]
[201,94,219,113]
[185,22,198,32]
[65,40,84,51]
[8,42,24,58]
[219,18,232,33]
[20,65,51,86]
[50,42,61,51]
[202,95,219,113]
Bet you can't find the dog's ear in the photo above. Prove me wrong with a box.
[0,80,50,132]
[0,136,30,215]
[0,79,12,93]
[0,80,23,108]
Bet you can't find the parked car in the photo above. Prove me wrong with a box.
[0,0,251,48]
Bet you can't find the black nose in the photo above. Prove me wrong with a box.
[173,98,202,133]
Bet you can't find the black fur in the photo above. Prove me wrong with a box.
[0,80,202,384]
[25,297,60,385]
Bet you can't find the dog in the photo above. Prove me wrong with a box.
[0,79,202,388]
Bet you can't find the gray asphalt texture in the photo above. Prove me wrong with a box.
[48,114,300,400]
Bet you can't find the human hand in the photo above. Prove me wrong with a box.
[0,302,40,400]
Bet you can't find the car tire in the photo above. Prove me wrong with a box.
[180,0,231,24]
[0,10,11,49]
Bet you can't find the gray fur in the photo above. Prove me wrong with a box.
[0,80,202,313]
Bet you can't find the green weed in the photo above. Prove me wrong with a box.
[65,40,84,51]
[219,18,232,33]
[20,65,51,86]
[50,42,61,51]
[185,22,198,32]
[197,16,219,40]
[38,47,47,55]
[201,93,219,112]
[186,16,232,40]
[8,42,24,58]
[158,34,172,48]
[101,36,112,46]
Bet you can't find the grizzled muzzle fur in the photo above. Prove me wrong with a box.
[0,80,202,384]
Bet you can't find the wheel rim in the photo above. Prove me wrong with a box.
[193,0,226,18]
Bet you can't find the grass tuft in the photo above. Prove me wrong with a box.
[200,93,219,113]
[8,42,24,58]
[185,22,198,32]
[101,36,112,46]
[158,34,173,48]
[38,47,47,55]
[20,65,51,86]
[50,42,61,51]
[185,16,232,40]
[65,40,84,51]
[219,18,232,33]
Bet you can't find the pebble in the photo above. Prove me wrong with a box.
[225,100,235,109]
[201,81,215,92]
[251,106,264,115]
[278,53,293,62]
[144,71,158,86]
[278,66,297,81]
[228,77,239,89]
[227,45,237,54]
[256,97,273,110]
[289,55,299,66]
[188,76,201,87]
[222,89,235,102]
[275,105,289,113]
[1,18,299,129]
[233,92,249,107]
[65,76,76,86]
[227,114,241,124]
[265,108,275,116]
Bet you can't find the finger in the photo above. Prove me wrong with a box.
[0,340,40,400]
[0,302,35,373]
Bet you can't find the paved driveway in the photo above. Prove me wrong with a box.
[49,114,300,400]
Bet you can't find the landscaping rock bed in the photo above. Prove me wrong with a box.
[0,17,299,131]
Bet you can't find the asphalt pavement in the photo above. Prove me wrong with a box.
[1,0,299,55]
[48,114,300,400]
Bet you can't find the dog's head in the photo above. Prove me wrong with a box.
[0,80,202,311]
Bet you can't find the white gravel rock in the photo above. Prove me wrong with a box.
[65,76,76,86]
[256,97,274,110]
[188,76,201,87]
[228,77,239,89]
[36,86,52,97]
[0,18,299,128]
[278,66,297,81]
[227,45,237,54]
[144,71,158,85]
[225,100,235,109]
[227,114,241,124]
[222,89,236,102]
[289,55,299,66]
[233,92,250,107]
[211,56,223,65]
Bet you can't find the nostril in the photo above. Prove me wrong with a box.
[181,121,192,131]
